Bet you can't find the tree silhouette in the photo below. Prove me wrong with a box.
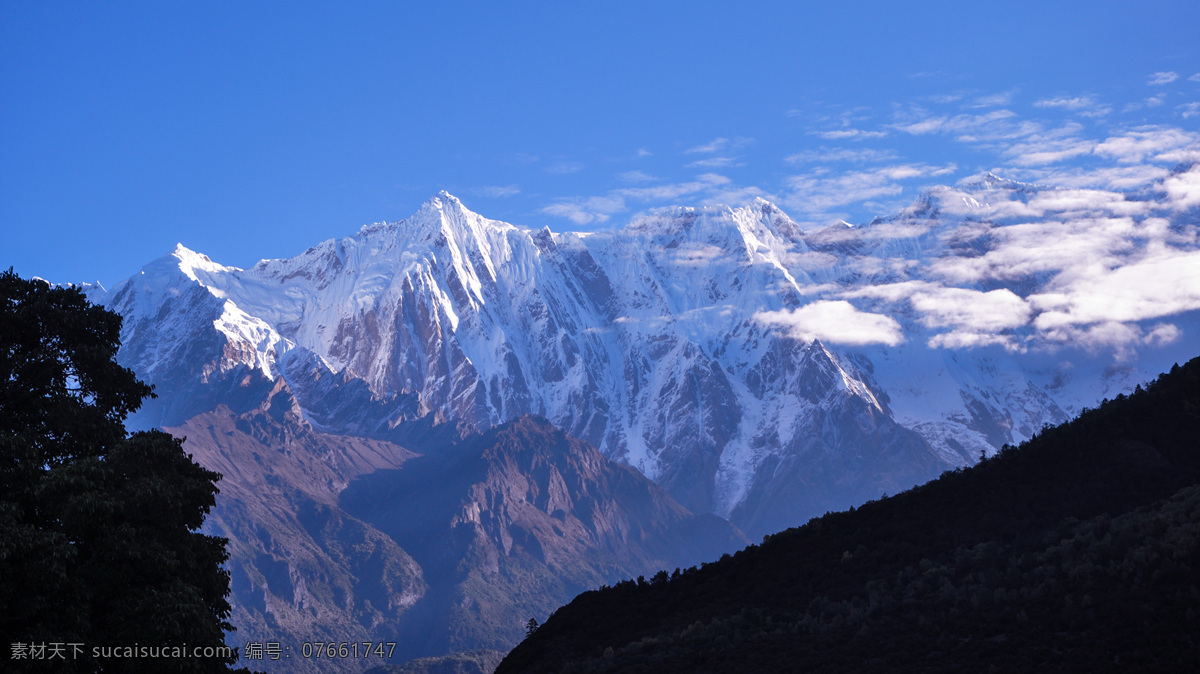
[0,270,247,672]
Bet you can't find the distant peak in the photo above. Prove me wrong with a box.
[427,190,466,210]
[163,243,235,281]
[959,171,1041,192]
[353,191,517,253]
[414,191,476,220]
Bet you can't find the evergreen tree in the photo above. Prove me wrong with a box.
[0,270,245,672]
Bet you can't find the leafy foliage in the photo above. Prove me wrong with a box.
[499,357,1200,672]
[0,270,246,672]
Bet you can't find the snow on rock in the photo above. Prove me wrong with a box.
[89,174,1200,537]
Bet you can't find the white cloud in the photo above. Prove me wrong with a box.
[473,185,520,197]
[783,251,840,270]
[910,287,1032,332]
[929,215,1139,284]
[687,156,741,168]
[1033,95,1110,117]
[545,161,584,174]
[618,170,657,183]
[1179,102,1200,119]
[785,147,899,164]
[755,300,904,346]
[930,186,1042,218]
[1148,71,1179,85]
[540,202,601,225]
[663,243,726,268]
[786,170,902,211]
[1035,96,1091,109]
[1093,127,1200,164]
[540,195,626,225]
[1037,321,1181,359]
[636,148,653,157]
[542,174,759,226]
[1146,323,1184,347]
[845,282,1032,336]
[687,137,729,154]
[840,280,930,303]
[892,117,946,135]
[839,226,1200,353]
[1005,137,1095,166]
[617,174,730,202]
[998,122,1100,167]
[892,109,1021,139]
[880,164,957,180]
[685,137,754,155]
[1027,189,1147,216]
[812,128,888,140]
[784,163,957,213]
[700,184,773,208]
[1190,73,1200,83]
[1006,164,1172,191]
[972,91,1015,108]
[1031,250,1200,328]
[928,331,1016,350]
[926,93,964,104]
[1162,165,1200,210]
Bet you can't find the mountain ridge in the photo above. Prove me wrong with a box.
[85,173,1199,537]
[173,382,746,671]
[498,355,1200,672]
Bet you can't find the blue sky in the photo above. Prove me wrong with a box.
[2,1,1198,287]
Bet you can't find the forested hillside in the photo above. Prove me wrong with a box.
[499,357,1200,673]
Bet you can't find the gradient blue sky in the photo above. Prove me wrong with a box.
[3,1,1198,286]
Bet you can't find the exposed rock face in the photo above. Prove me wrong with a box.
[729,340,942,537]
[340,416,747,657]
[166,382,425,671]
[173,387,746,670]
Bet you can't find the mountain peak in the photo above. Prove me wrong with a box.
[121,243,235,291]
[167,243,236,285]
[423,190,471,215]
[959,171,1042,193]
[413,190,502,231]
[353,192,477,245]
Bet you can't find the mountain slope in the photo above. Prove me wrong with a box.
[85,175,1200,538]
[174,385,746,670]
[338,415,748,658]
[166,382,425,671]
[498,356,1200,673]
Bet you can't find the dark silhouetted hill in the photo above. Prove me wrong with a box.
[499,357,1200,673]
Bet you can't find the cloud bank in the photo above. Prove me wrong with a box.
[755,301,904,346]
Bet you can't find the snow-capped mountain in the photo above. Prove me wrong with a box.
[88,168,1200,538]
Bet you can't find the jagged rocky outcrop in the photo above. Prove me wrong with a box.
[340,416,748,657]
[174,384,746,671]
[166,382,425,672]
